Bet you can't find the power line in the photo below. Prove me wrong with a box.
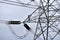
[0,0,38,9]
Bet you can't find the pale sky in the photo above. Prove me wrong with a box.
[0,0,37,40]
[0,0,60,40]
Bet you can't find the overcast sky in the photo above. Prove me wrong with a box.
[0,0,60,40]
[0,0,37,40]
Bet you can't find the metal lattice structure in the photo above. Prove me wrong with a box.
[0,0,60,40]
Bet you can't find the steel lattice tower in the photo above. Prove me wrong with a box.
[0,0,60,40]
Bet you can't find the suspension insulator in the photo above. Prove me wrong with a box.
[24,23,31,30]
[31,0,35,1]
[8,21,21,24]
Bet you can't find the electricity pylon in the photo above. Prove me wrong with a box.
[0,0,60,40]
